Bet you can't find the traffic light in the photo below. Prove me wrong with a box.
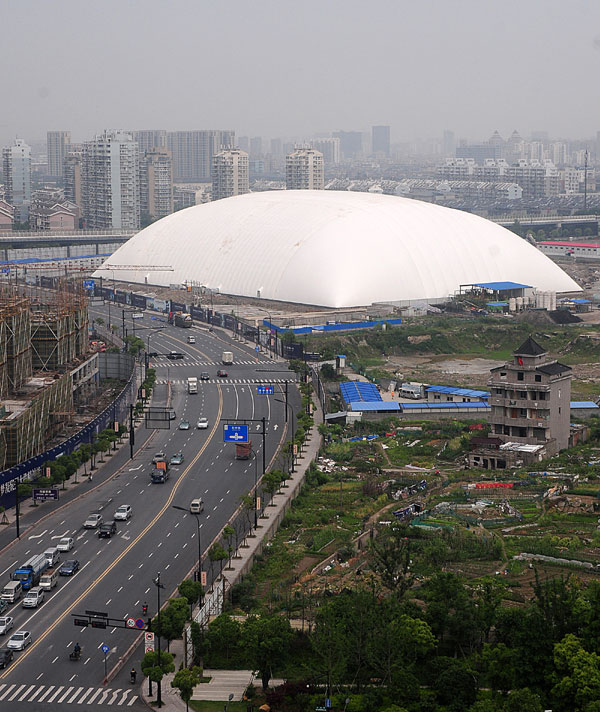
[73,618,89,627]
[91,619,107,629]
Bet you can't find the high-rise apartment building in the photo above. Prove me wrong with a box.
[2,139,32,223]
[132,130,167,154]
[333,131,363,159]
[250,137,263,157]
[139,147,173,220]
[286,147,324,190]
[81,130,140,229]
[47,131,71,178]
[167,130,235,182]
[372,125,390,157]
[64,150,83,210]
[442,130,456,157]
[212,148,249,201]
[311,138,341,165]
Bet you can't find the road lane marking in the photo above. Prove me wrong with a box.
[18,684,35,701]
[0,347,225,679]
[8,684,26,701]
[38,685,55,702]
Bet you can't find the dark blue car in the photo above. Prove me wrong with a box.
[59,559,79,576]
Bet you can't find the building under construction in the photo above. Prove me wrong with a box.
[0,279,96,469]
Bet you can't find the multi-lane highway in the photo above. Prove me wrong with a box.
[0,307,297,709]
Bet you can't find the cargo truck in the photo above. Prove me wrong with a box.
[151,459,170,483]
[187,377,198,394]
[169,312,192,328]
[12,553,49,590]
[235,441,252,459]
[222,351,233,365]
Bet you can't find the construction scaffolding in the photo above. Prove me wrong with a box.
[30,277,89,371]
[0,292,32,396]
[0,373,73,468]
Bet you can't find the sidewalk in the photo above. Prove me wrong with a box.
[140,394,323,710]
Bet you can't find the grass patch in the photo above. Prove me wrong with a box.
[190,702,247,711]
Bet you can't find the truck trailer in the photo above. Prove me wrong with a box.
[235,441,252,460]
[12,553,49,590]
[187,377,198,394]
[170,312,192,328]
[222,351,233,365]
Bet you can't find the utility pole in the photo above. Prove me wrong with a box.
[129,404,135,459]
[584,150,589,211]
[154,573,165,708]
[262,416,266,481]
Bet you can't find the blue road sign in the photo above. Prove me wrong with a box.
[83,279,95,290]
[1,268,10,275]
[257,385,274,395]
[223,424,249,443]
[101,644,110,654]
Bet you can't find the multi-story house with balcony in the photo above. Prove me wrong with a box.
[470,337,571,469]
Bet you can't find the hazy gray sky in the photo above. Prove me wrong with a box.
[2,0,600,146]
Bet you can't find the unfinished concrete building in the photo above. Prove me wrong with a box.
[0,280,95,469]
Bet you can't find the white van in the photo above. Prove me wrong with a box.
[1,580,23,603]
[190,498,204,514]
[43,547,60,567]
[39,568,59,590]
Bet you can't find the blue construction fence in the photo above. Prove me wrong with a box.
[0,356,138,511]
[263,318,402,334]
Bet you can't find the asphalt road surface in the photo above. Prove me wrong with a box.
[0,307,297,709]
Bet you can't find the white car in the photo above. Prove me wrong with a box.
[7,630,32,650]
[197,418,208,429]
[83,513,103,529]
[0,617,13,635]
[114,505,132,521]
[57,537,74,552]
[22,588,44,609]
[187,336,196,344]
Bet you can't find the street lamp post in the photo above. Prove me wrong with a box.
[153,573,165,708]
[275,396,295,473]
[250,449,259,529]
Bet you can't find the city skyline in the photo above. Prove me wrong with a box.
[2,0,600,147]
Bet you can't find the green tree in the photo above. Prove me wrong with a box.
[240,614,294,690]
[262,470,282,503]
[178,579,204,611]
[206,613,241,662]
[150,598,189,651]
[505,688,543,712]
[223,525,235,568]
[431,657,478,711]
[208,543,228,576]
[551,634,600,711]
[482,643,517,697]
[171,666,201,711]
[370,524,414,596]
[141,649,175,689]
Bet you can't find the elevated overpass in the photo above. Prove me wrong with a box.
[0,228,136,248]
[492,215,599,233]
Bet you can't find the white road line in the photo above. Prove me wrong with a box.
[36,673,43,681]
[47,685,65,703]
[98,689,111,704]
[108,688,122,704]
[27,685,45,702]
[38,685,55,702]
[128,695,139,705]
[67,686,84,703]
[87,688,103,704]
[17,684,34,701]
[51,656,59,663]
[106,598,112,605]
[0,561,17,577]
[117,586,123,592]
[118,689,131,705]
[57,686,74,703]
[77,687,94,704]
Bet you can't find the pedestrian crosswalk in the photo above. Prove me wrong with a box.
[152,358,266,366]
[0,682,137,705]
[156,377,294,385]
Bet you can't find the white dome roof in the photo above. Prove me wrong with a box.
[96,190,580,307]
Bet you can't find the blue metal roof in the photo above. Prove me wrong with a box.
[340,381,382,405]
[401,402,490,411]
[348,401,400,412]
[570,401,599,409]
[473,281,532,290]
[426,385,490,398]
[570,299,591,304]
[487,301,508,307]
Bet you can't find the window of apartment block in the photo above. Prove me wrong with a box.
[517,372,524,381]
[500,372,507,379]
[535,374,541,382]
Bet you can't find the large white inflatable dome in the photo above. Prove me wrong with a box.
[96,190,580,307]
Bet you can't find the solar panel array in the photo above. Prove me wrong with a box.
[340,381,382,405]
